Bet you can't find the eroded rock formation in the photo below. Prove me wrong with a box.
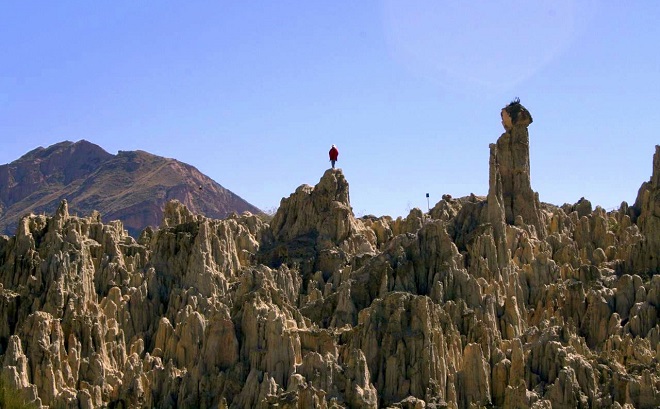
[494,99,546,238]
[1,103,659,408]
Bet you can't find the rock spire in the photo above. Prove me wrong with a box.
[631,144,660,273]
[490,99,546,238]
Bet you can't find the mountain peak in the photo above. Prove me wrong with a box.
[13,140,108,163]
[0,141,260,236]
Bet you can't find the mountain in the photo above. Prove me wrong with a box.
[1,102,659,408]
[0,140,261,236]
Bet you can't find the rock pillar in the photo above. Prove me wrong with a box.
[489,100,546,238]
[632,145,660,273]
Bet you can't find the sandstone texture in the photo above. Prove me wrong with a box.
[1,103,659,408]
[0,140,261,237]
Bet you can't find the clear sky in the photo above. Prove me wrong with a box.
[2,1,659,218]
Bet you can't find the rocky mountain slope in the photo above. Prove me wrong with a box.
[1,102,659,408]
[0,140,260,237]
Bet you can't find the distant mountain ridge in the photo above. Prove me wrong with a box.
[0,140,261,236]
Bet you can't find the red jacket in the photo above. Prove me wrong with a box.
[329,146,339,161]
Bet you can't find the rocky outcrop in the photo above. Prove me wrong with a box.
[494,100,546,238]
[0,140,261,236]
[631,145,660,274]
[263,169,376,278]
[0,106,659,408]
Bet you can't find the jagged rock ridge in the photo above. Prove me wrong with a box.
[1,103,659,408]
[0,140,261,236]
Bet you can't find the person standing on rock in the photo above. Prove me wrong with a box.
[329,144,339,169]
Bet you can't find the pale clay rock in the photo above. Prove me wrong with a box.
[0,106,659,408]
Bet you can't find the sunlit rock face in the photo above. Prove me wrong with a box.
[1,105,659,408]
[630,145,660,274]
[494,100,546,239]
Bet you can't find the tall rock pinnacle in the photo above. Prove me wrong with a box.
[632,144,660,273]
[489,99,546,238]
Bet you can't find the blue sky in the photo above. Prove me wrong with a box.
[1,1,659,217]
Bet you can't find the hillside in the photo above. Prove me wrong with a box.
[0,140,261,236]
[0,102,659,408]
